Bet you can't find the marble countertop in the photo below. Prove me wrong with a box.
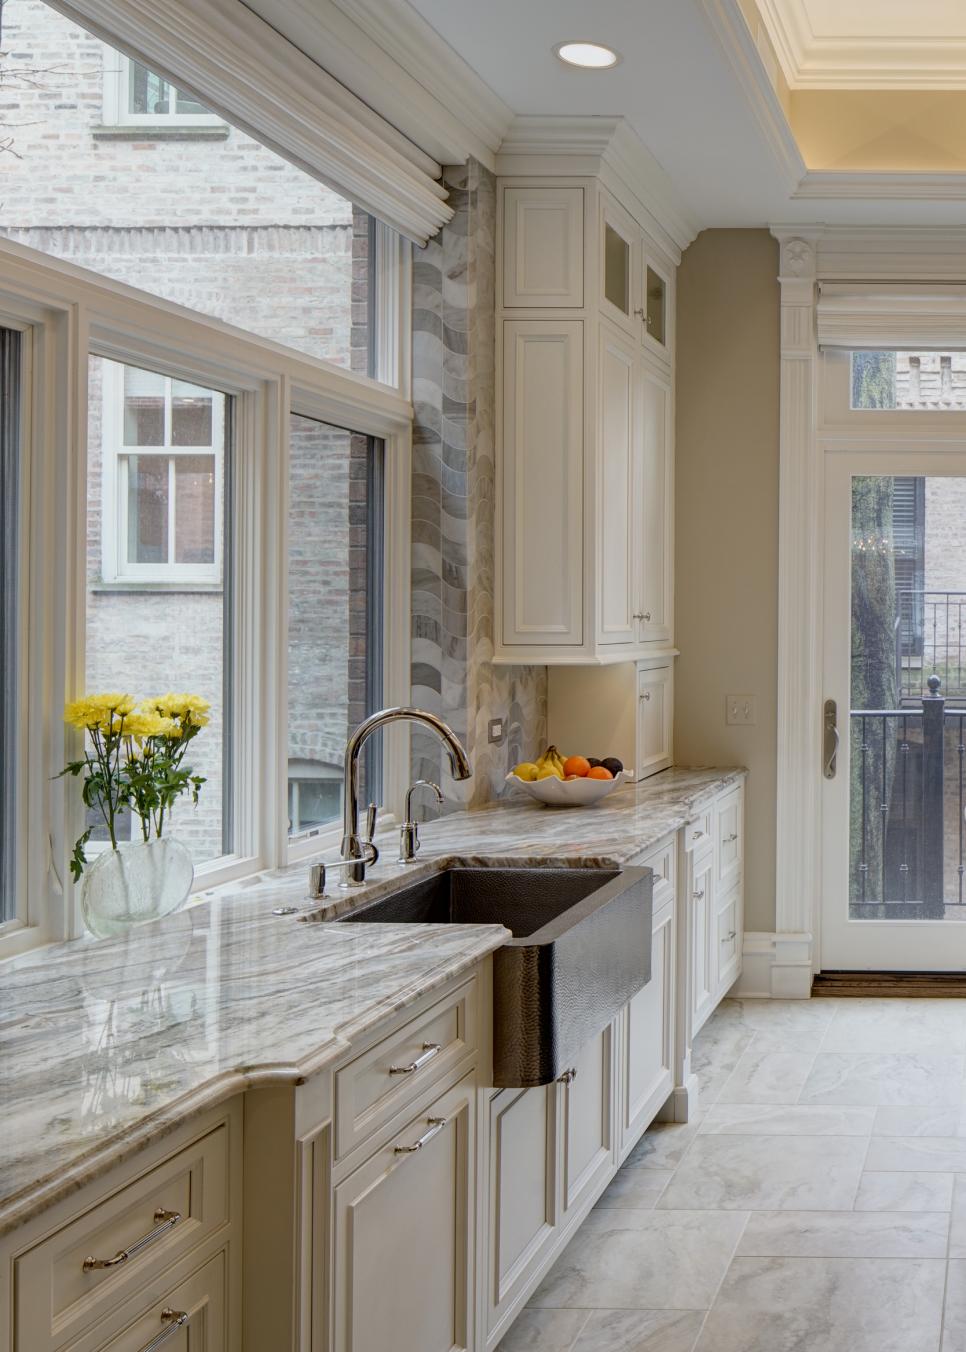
[0,765,743,1235]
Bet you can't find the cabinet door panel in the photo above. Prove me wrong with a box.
[621,904,674,1157]
[598,325,637,645]
[716,787,744,894]
[503,188,583,308]
[487,1085,557,1334]
[715,886,742,998]
[637,664,672,778]
[637,370,672,644]
[333,1079,474,1352]
[691,851,715,1035]
[561,1025,613,1214]
[501,322,583,646]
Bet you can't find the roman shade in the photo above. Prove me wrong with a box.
[817,282,966,351]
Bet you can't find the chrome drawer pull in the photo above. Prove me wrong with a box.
[83,1208,182,1272]
[722,930,737,942]
[389,1041,441,1076]
[723,832,738,844]
[394,1116,447,1154]
[137,1309,189,1352]
[692,829,705,840]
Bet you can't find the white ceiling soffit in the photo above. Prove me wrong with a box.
[46,0,452,243]
[757,0,966,89]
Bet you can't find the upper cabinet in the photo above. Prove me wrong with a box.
[496,180,676,665]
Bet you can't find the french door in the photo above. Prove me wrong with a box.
[822,450,966,970]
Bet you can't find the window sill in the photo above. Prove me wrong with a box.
[89,581,223,595]
[92,124,230,141]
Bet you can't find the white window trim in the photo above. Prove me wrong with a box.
[100,359,224,584]
[0,234,412,958]
[102,50,225,128]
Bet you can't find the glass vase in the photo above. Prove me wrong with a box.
[80,837,194,939]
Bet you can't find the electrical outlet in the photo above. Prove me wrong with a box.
[726,694,757,726]
[488,718,505,744]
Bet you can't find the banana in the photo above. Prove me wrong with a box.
[537,744,567,775]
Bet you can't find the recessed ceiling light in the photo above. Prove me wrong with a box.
[554,41,620,70]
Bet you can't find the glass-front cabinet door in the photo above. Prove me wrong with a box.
[600,195,639,338]
[643,258,670,356]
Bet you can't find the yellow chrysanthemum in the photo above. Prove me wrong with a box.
[122,711,178,741]
[64,693,136,731]
[143,692,211,728]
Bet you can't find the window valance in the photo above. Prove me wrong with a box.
[817,283,966,351]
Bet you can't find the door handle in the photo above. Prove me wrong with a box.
[823,699,839,780]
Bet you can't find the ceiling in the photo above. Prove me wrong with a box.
[397,0,966,229]
[758,0,966,88]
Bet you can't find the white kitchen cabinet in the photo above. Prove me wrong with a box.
[619,896,674,1160]
[636,661,673,778]
[332,1075,476,1352]
[486,1084,558,1339]
[560,1023,614,1216]
[496,178,676,667]
[500,320,584,649]
[689,845,715,1037]
[547,657,672,781]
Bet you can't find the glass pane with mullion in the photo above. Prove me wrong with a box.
[123,366,165,446]
[87,356,231,867]
[286,414,383,837]
[129,63,171,117]
[173,86,208,116]
[0,329,22,923]
[171,380,214,447]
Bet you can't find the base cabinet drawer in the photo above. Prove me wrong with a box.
[332,1076,475,1352]
[60,1251,226,1352]
[16,1126,231,1352]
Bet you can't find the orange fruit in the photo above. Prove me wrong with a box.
[562,755,591,778]
[587,765,613,780]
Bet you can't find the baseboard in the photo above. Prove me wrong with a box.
[732,931,813,999]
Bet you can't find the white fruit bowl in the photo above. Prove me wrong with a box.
[504,770,629,808]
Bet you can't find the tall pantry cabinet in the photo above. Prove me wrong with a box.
[495,170,678,778]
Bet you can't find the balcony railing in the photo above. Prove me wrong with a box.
[897,590,966,701]
[850,677,966,918]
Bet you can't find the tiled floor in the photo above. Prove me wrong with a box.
[497,996,966,1351]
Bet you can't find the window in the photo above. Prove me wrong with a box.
[100,362,224,583]
[111,58,222,126]
[86,357,232,867]
[0,329,23,925]
[851,351,966,411]
[286,415,384,841]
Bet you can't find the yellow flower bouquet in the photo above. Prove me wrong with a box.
[60,692,210,881]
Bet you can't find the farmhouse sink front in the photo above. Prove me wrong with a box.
[333,865,654,1086]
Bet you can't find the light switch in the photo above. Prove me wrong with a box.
[488,718,505,744]
[726,694,757,726]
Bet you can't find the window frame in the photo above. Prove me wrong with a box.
[102,52,226,129]
[99,359,225,584]
[0,232,412,957]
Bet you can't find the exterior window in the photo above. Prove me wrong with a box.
[109,55,223,127]
[87,356,232,867]
[851,351,966,411]
[101,362,224,584]
[286,414,384,841]
[0,329,22,924]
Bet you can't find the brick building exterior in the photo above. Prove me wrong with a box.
[1,0,370,860]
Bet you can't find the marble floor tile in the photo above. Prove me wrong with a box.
[866,1136,966,1172]
[624,1121,700,1171]
[715,1047,818,1105]
[737,1209,949,1258]
[596,1167,673,1210]
[853,1170,954,1212]
[799,1052,964,1107]
[948,1176,966,1258]
[820,1000,966,1054]
[873,1106,963,1137]
[945,1259,966,1351]
[710,998,837,1049]
[657,1134,866,1212]
[693,1256,946,1352]
[496,1309,592,1351]
[529,1209,748,1312]
[573,1309,706,1352]
[700,1103,875,1136]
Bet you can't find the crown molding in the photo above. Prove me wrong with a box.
[698,0,805,192]
[317,0,513,167]
[771,224,966,281]
[496,116,699,258]
[795,171,966,201]
[48,0,452,243]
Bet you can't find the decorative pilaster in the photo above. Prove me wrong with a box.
[772,230,822,996]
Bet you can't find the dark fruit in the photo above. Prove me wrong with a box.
[587,758,602,768]
[601,756,624,777]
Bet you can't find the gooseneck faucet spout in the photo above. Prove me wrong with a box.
[341,706,472,884]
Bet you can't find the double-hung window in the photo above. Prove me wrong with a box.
[104,56,224,128]
[100,362,224,585]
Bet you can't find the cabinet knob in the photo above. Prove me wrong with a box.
[632,611,651,622]
[693,888,706,901]
[558,1067,578,1084]
[640,691,651,702]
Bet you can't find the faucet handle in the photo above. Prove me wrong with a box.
[364,802,378,844]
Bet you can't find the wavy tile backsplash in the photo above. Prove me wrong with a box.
[411,159,547,810]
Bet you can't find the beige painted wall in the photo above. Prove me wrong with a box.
[675,230,779,933]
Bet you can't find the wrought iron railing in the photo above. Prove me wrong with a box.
[897,590,966,701]
[850,677,966,917]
